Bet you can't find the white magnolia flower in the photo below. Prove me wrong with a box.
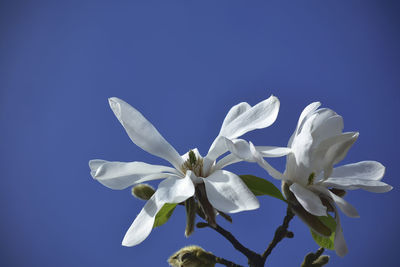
[284,102,392,256]
[225,101,392,256]
[89,96,288,247]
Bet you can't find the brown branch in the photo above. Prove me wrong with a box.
[261,206,295,263]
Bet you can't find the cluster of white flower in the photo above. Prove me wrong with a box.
[89,96,391,257]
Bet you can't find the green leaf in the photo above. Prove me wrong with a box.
[239,175,286,202]
[153,203,177,228]
[310,215,336,250]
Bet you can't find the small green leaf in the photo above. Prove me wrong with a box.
[239,175,286,202]
[153,203,177,228]
[310,215,336,250]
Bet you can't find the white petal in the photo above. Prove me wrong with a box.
[89,160,178,190]
[220,102,251,132]
[332,204,348,257]
[203,170,259,213]
[313,132,359,178]
[122,175,195,246]
[224,138,284,180]
[313,186,359,218]
[89,159,107,177]
[311,113,343,142]
[322,161,392,192]
[220,95,280,139]
[288,102,321,146]
[214,153,242,170]
[249,142,285,180]
[255,146,292,158]
[108,97,183,170]
[224,138,255,162]
[289,183,327,216]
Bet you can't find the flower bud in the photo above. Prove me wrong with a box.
[185,197,196,237]
[168,245,216,267]
[131,184,155,200]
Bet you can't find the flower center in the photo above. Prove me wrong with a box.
[181,150,203,177]
[307,172,315,186]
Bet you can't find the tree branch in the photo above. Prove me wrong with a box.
[261,206,295,262]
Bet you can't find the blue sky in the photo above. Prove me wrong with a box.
[1,1,399,266]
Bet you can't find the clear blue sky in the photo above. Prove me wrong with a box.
[1,1,399,266]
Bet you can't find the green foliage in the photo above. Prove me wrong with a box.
[240,175,286,202]
[153,203,177,228]
[310,215,336,250]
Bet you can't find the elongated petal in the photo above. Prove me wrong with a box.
[330,161,385,181]
[122,174,195,246]
[289,183,327,216]
[322,178,392,193]
[214,153,242,170]
[220,95,280,139]
[203,170,259,213]
[89,160,178,190]
[288,102,321,146]
[108,97,183,170]
[220,102,251,132]
[313,132,359,178]
[330,200,348,257]
[249,142,285,180]
[255,146,292,157]
[206,96,280,167]
[313,186,359,218]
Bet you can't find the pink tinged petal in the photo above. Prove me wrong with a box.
[289,183,327,216]
[219,95,280,139]
[203,170,259,213]
[313,186,359,218]
[122,175,195,246]
[89,160,178,190]
[108,97,184,170]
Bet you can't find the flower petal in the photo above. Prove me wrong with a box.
[288,102,321,146]
[89,160,178,190]
[122,174,195,246]
[108,97,183,170]
[313,132,359,178]
[255,146,292,158]
[214,153,241,170]
[220,95,280,139]
[206,96,280,165]
[330,201,348,257]
[249,142,285,180]
[203,170,259,213]
[322,162,392,192]
[313,186,359,218]
[289,183,327,216]
[219,102,251,133]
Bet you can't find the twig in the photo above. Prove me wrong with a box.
[261,206,295,263]
[215,256,245,267]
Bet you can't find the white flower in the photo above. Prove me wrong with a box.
[89,96,283,247]
[283,102,392,257]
